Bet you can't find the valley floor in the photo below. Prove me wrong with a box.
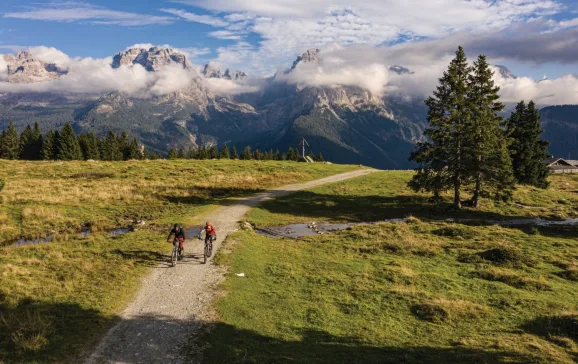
[206,172,578,363]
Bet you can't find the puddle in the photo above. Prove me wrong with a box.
[16,236,52,246]
[504,218,578,227]
[256,217,577,239]
[186,227,203,239]
[257,219,408,239]
[109,228,130,236]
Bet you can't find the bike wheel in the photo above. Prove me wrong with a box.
[208,237,213,257]
[171,246,178,267]
[204,241,208,264]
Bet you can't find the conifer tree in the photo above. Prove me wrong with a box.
[117,132,130,160]
[307,150,315,160]
[465,54,514,205]
[78,133,100,160]
[240,146,252,160]
[0,121,20,160]
[230,145,239,160]
[101,131,122,161]
[57,122,82,160]
[287,146,299,161]
[187,147,196,159]
[506,101,550,188]
[409,47,471,209]
[19,125,34,160]
[198,146,209,159]
[177,148,185,159]
[30,122,43,160]
[253,149,262,160]
[127,139,142,160]
[142,146,150,160]
[220,145,230,159]
[315,152,324,162]
[208,145,219,159]
[274,150,281,160]
[41,129,56,160]
[167,148,177,159]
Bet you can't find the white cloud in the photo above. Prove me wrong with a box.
[208,30,243,40]
[202,77,259,94]
[4,2,174,26]
[159,8,228,26]
[28,46,72,67]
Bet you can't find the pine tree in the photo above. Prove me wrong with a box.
[274,150,281,160]
[30,122,43,160]
[253,149,262,160]
[198,146,209,159]
[220,145,230,159]
[409,47,471,209]
[506,101,550,188]
[287,146,299,161]
[142,146,150,160]
[465,54,514,206]
[19,125,34,160]
[118,132,130,160]
[101,131,122,161]
[127,139,142,160]
[167,148,177,159]
[230,145,239,160]
[41,129,56,160]
[57,122,82,160]
[177,148,185,159]
[0,121,20,160]
[307,150,315,160]
[187,147,196,159]
[240,146,252,160]
[315,152,324,162]
[208,145,219,159]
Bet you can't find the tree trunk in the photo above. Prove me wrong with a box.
[471,175,481,208]
[454,178,462,209]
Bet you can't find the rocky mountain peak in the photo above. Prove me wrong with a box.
[494,65,516,79]
[2,50,67,84]
[291,48,320,69]
[111,47,191,72]
[202,64,247,80]
[389,65,414,75]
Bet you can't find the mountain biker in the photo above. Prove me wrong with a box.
[198,221,217,243]
[167,223,186,257]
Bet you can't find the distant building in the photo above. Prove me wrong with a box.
[544,157,578,174]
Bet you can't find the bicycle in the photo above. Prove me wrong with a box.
[203,235,214,264]
[170,239,184,267]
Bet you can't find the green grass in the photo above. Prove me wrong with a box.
[0,160,357,363]
[206,172,578,363]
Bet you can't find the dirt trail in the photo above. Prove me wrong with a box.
[85,168,376,364]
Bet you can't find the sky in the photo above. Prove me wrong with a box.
[1,0,578,104]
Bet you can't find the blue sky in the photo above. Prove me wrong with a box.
[1,0,578,79]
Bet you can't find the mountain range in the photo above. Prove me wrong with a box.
[1,46,577,167]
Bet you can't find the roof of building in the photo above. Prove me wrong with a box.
[544,157,575,167]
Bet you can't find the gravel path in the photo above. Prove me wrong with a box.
[85,168,376,364]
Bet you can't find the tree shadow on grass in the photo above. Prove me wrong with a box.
[0,297,565,364]
[201,324,544,364]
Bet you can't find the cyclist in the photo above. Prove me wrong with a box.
[198,221,217,243]
[167,223,186,258]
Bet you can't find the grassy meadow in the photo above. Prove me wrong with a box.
[0,159,357,363]
[207,172,578,363]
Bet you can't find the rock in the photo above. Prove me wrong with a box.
[2,51,67,83]
[112,47,191,71]
[292,48,320,69]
